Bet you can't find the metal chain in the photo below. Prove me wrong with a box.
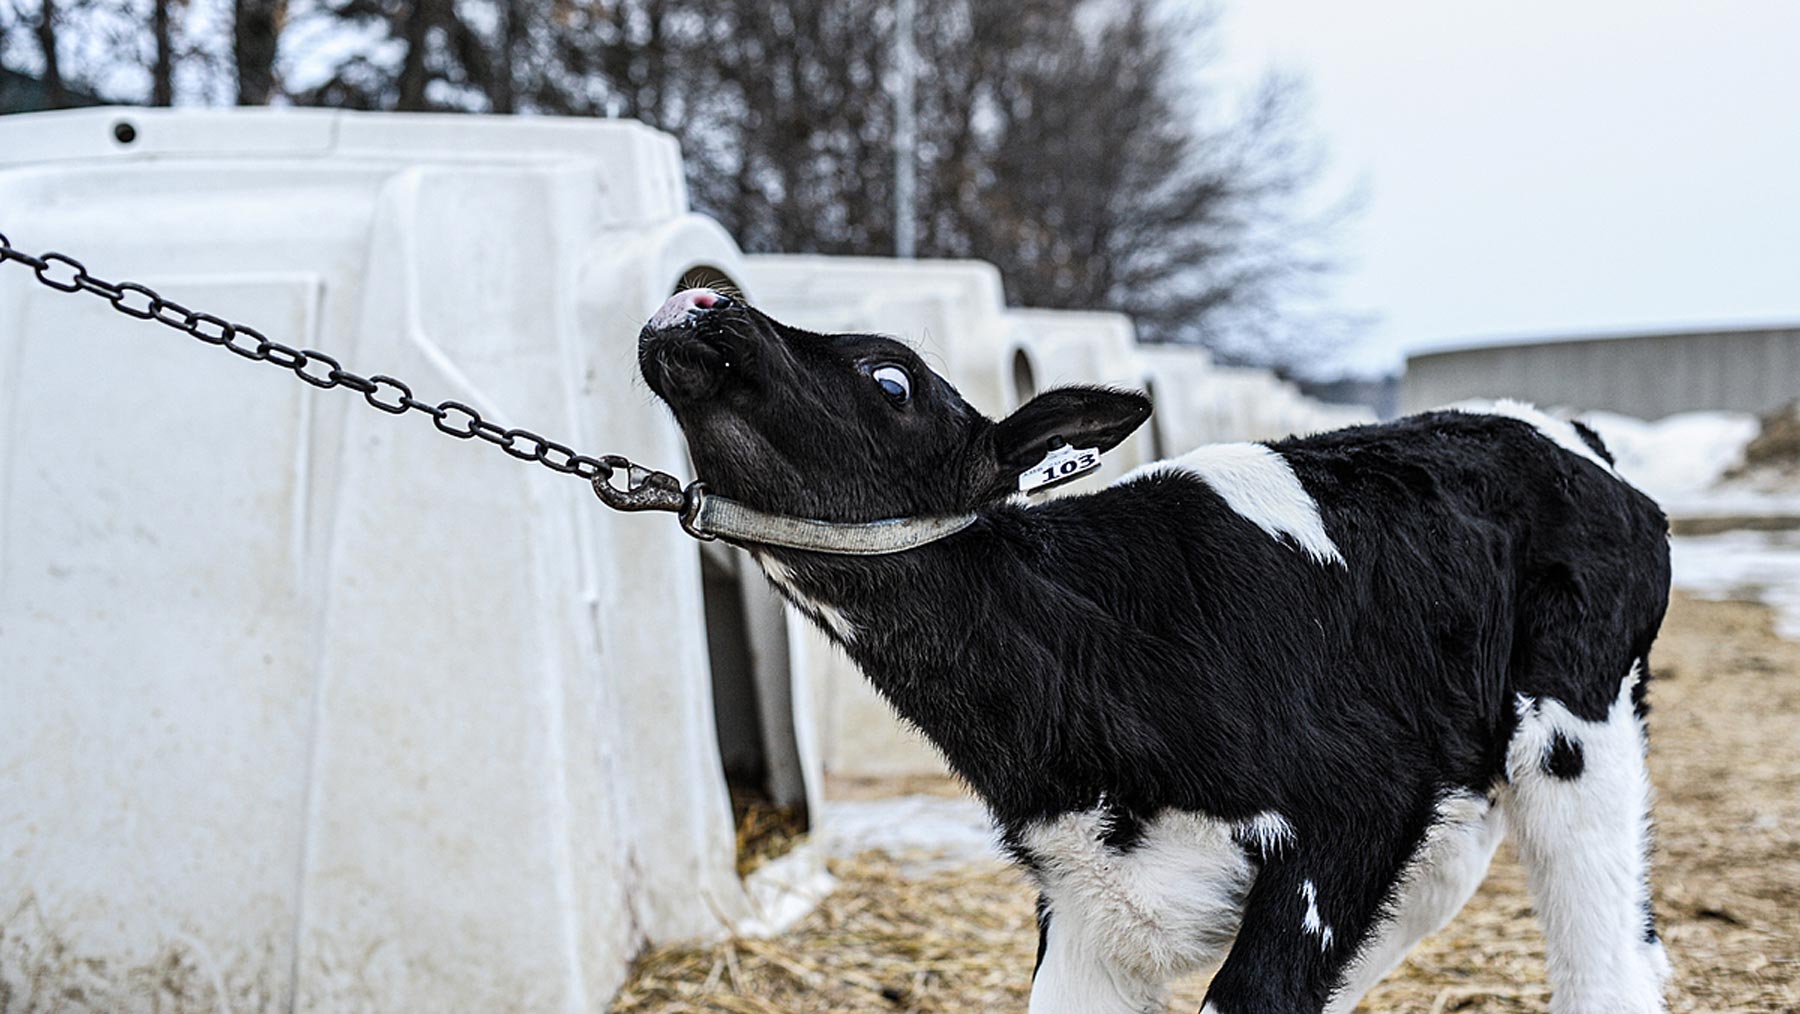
[0,231,686,503]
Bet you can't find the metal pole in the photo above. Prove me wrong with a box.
[894,0,918,259]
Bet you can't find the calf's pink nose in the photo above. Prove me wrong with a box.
[648,288,730,330]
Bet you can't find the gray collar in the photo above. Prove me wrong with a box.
[592,463,979,556]
[685,490,980,555]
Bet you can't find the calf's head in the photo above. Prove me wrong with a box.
[639,288,1151,522]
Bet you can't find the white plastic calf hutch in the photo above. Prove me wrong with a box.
[744,254,1018,416]
[1137,345,1374,450]
[0,108,827,1012]
[1136,344,1219,454]
[1003,307,1157,487]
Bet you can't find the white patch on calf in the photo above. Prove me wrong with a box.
[1450,398,1621,478]
[1024,807,1286,1014]
[1030,890,1169,1014]
[1648,934,1673,987]
[755,553,857,643]
[1128,443,1344,566]
[1499,664,1666,1014]
[1299,880,1334,952]
[1234,810,1295,857]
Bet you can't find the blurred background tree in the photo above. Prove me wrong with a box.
[0,0,1354,370]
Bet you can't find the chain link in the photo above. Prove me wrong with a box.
[0,231,618,484]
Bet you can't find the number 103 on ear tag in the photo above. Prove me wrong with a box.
[1020,443,1102,494]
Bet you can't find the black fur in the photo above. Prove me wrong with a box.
[1571,419,1618,465]
[1544,732,1586,780]
[640,300,1672,1013]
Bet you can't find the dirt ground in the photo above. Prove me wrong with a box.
[612,591,1800,1013]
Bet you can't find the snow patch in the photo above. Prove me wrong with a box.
[737,843,837,937]
[820,795,1002,869]
[1671,531,1800,641]
[1578,410,1759,505]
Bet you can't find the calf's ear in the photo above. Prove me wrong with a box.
[992,386,1152,474]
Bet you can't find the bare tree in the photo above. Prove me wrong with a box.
[1,0,1349,368]
[607,0,1349,367]
[391,0,430,108]
[489,0,518,112]
[149,0,170,104]
[33,0,65,107]
[234,0,280,103]
[285,0,510,111]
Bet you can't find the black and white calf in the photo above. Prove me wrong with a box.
[638,289,1673,1014]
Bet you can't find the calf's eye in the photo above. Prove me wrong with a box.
[868,364,912,404]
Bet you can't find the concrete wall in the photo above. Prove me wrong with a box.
[1403,325,1800,418]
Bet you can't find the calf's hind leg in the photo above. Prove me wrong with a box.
[1500,662,1667,1014]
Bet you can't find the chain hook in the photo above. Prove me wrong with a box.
[590,456,710,536]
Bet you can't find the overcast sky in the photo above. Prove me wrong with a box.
[1213,1,1800,375]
